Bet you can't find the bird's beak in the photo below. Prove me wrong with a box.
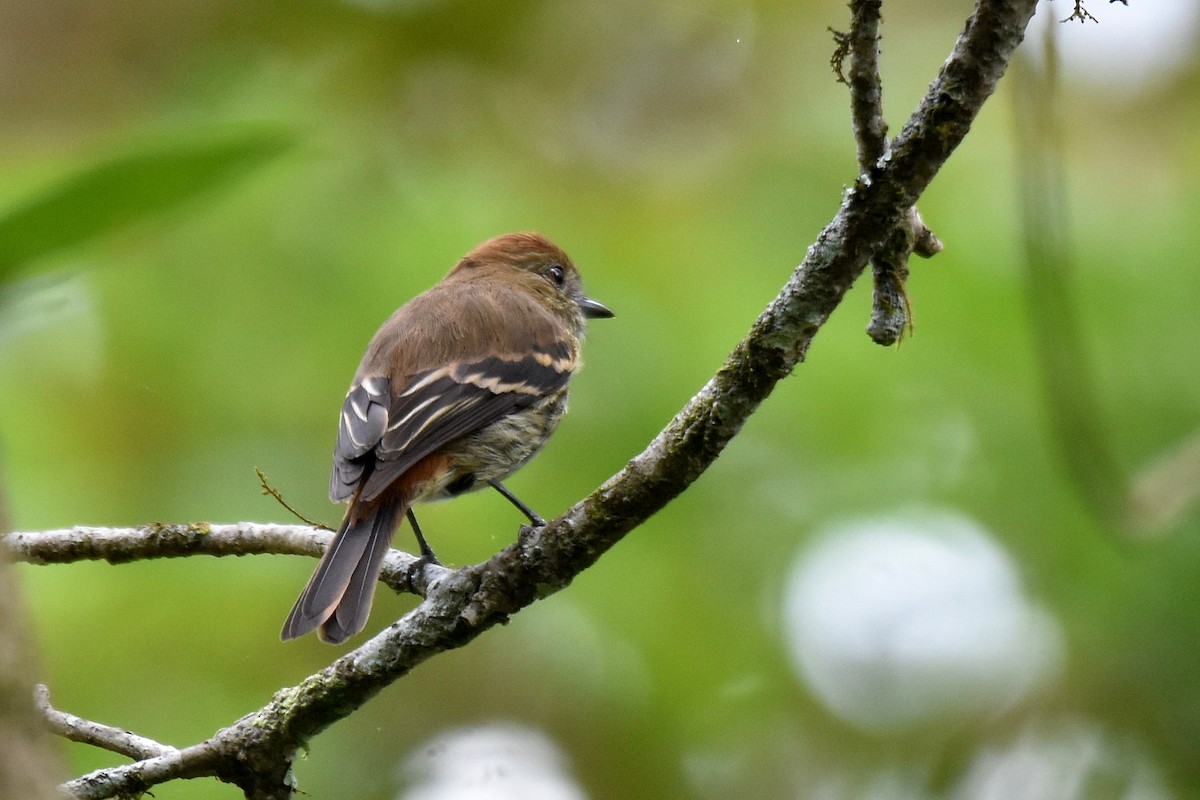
[579,296,614,319]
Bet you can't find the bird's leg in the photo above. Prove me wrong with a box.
[406,508,441,565]
[488,480,547,526]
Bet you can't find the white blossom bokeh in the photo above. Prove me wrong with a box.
[782,511,1064,731]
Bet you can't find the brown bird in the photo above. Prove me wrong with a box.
[281,233,613,643]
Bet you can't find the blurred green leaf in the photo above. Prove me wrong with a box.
[0,125,295,282]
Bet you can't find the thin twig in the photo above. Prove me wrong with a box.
[255,468,333,530]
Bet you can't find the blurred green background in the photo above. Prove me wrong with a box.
[2,1,1198,798]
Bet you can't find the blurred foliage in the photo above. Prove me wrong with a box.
[0,125,294,282]
[1,1,1198,799]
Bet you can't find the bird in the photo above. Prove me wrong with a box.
[281,233,613,644]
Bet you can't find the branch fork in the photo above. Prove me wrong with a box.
[833,0,945,346]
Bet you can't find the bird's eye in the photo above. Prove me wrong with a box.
[546,264,566,286]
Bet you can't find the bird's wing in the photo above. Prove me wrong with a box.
[329,375,390,501]
[329,332,577,504]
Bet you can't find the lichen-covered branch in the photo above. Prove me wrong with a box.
[842,0,888,169]
[35,686,175,762]
[9,523,324,564]
[4,2,1040,797]
[6,523,445,595]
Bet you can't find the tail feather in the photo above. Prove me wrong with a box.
[320,505,401,644]
[280,498,406,642]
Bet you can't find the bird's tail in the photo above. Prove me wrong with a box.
[280,496,406,644]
